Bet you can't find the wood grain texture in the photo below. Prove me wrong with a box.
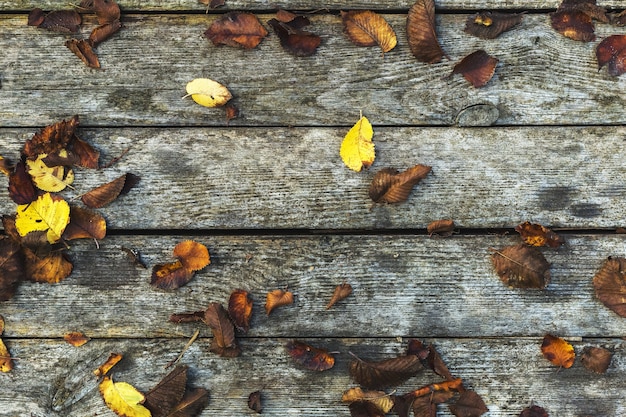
[1,14,625,127]
[0,337,624,416]
[1,234,625,338]
[2,126,626,229]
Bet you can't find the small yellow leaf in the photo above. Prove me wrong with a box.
[99,376,151,417]
[340,115,375,172]
[185,78,232,108]
[15,193,70,243]
[26,153,74,192]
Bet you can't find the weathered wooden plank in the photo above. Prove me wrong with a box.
[2,126,626,229]
[1,14,624,127]
[1,337,624,416]
[1,234,625,338]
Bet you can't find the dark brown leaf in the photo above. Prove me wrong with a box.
[596,35,626,76]
[205,303,240,357]
[68,136,100,169]
[27,8,45,26]
[8,161,37,205]
[427,219,455,236]
[167,387,209,417]
[492,244,551,289]
[519,405,549,417]
[121,247,147,269]
[144,365,188,417]
[613,10,626,26]
[286,340,335,371]
[66,39,100,69]
[406,339,430,360]
[267,19,321,57]
[559,0,608,22]
[581,346,612,373]
[550,10,595,42]
[412,391,456,417]
[426,343,454,381]
[0,156,13,176]
[515,221,565,247]
[464,12,523,39]
[451,50,498,88]
[0,237,24,301]
[275,10,310,28]
[593,256,626,317]
[349,353,424,389]
[28,9,82,33]
[448,390,488,417]
[81,173,140,208]
[349,401,386,417]
[369,164,432,203]
[326,282,352,309]
[63,206,107,241]
[89,20,122,46]
[151,260,194,290]
[406,0,444,63]
[23,116,79,159]
[228,289,253,332]
[248,391,262,413]
[204,12,268,49]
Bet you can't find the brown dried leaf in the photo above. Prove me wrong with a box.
[151,260,194,290]
[596,35,626,76]
[519,405,549,417]
[349,353,424,389]
[265,289,294,315]
[341,10,397,54]
[168,387,209,417]
[63,206,107,241]
[267,19,321,57]
[349,401,386,417]
[93,352,123,377]
[541,334,575,369]
[427,219,455,236]
[491,244,551,289]
[248,391,262,413]
[144,365,188,417]
[407,0,444,63]
[342,387,394,413]
[64,331,90,347]
[515,221,565,247]
[24,249,73,284]
[326,282,352,309]
[369,165,432,203]
[228,289,253,332]
[81,173,140,208]
[0,316,14,372]
[426,343,454,381]
[464,12,523,39]
[0,237,24,301]
[121,247,147,269]
[28,9,82,33]
[205,302,240,357]
[406,339,430,360]
[451,50,498,88]
[8,161,37,205]
[66,39,100,69]
[205,12,268,49]
[89,20,122,46]
[80,0,121,24]
[593,256,626,317]
[69,136,100,169]
[581,346,612,373]
[614,10,626,26]
[449,390,488,417]
[550,10,595,42]
[286,340,335,371]
[225,103,240,123]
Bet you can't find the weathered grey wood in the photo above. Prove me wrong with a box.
[1,14,625,127]
[0,337,624,416]
[1,234,625,338]
[2,126,626,229]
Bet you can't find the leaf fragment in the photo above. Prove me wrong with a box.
[28,8,82,33]
[94,352,123,377]
[265,289,294,315]
[204,12,268,49]
[515,222,565,247]
[519,405,549,417]
[0,156,13,176]
[448,390,488,417]
[64,331,90,347]
[81,173,140,208]
[349,353,424,389]
[0,237,24,301]
[23,116,79,159]
[451,50,498,88]
[99,376,151,417]
[90,20,122,46]
[596,35,626,76]
[66,39,101,69]
[491,244,550,289]
[340,116,375,172]
[427,219,455,236]
[464,12,523,39]
[143,365,188,417]
[592,256,626,317]
[286,340,335,371]
[8,161,37,205]
[205,302,241,357]
[0,315,14,372]
[248,390,263,413]
[541,334,575,369]
[267,18,321,57]
[581,346,612,373]
[228,289,253,332]
[341,10,397,54]
[407,0,444,63]
[15,193,70,244]
[369,165,432,203]
[151,241,209,290]
[185,78,232,108]
[326,282,352,309]
[63,206,107,241]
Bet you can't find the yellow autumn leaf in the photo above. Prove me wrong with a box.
[340,115,375,172]
[26,153,74,192]
[99,376,151,417]
[15,193,70,244]
[184,78,232,108]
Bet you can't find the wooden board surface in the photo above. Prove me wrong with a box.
[1,13,625,127]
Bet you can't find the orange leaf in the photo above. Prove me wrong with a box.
[451,50,498,88]
[349,353,424,389]
[541,334,575,369]
[64,331,90,347]
[0,315,14,372]
[406,0,444,63]
[514,222,565,248]
[63,206,107,241]
[427,219,455,237]
[94,352,123,377]
[593,256,626,317]
[286,340,335,371]
[326,282,352,309]
[596,35,626,76]
[173,240,210,271]
[24,249,73,284]
[464,12,523,39]
[491,244,550,289]
[581,346,612,374]
[265,289,294,315]
[228,289,253,332]
[369,165,432,203]
[204,12,268,49]
[408,378,463,399]
[341,10,397,54]
[81,173,140,208]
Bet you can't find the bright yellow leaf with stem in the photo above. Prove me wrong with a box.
[15,193,70,243]
[184,78,232,108]
[340,115,375,172]
[99,376,151,417]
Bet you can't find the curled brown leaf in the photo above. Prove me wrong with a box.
[593,256,626,317]
[491,244,550,289]
[349,353,424,389]
[406,0,444,63]
[369,164,432,203]
[265,289,294,315]
[451,50,498,88]
[205,12,268,49]
[464,12,523,39]
[286,340,335,371]
[326,282,352,309]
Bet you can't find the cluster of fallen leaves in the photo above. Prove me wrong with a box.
[0,116,139,300]
[540,334,612,374]
[28,0,122,68]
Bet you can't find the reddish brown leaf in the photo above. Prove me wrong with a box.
[144,365,188,417]
[541,334,575,369]
[581,346,612,373]
[8,161,37,205]
[205,303,240,357]
[406,0,444,63]
[491,244,551,289]
[151,260,194,290]
[28,9,82,33]
[93,352,123,377]
[369,165,432,203]
[341,10,397,54]
[452,50,498,88]
[349,401,386,417]
[63,331,90,347]
[349,353,424,389]
[89,20,122,46]
[173,241,210,272]
[550,10,595,42]
[205,12,268,49]
[267,18,321,57]
[24,249,73,283]
[66,39,100,69]
[519,405,549,417]
[406,339,430,360]
[80,0,121,24]
[265,289,294,315]
[0,237,24,301]
[81,173,140,208]
[69,136,100,169]
[326,282,352,309]
[23,116,79,160]
[225,103,240,123]
[286,340,335,371]
[248,391,262,413]
[560,0,608,22]
[63,206,107,241]
[515,222,565,248]
[411,391,456,417]
[596,35,626,76]
[168,387,209,417]
[427,219,455,236]
[228,289,253,332]
[464,12,523,39]
[449,390,488,417]
[425,343,454,381]
[593,256,626,317]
